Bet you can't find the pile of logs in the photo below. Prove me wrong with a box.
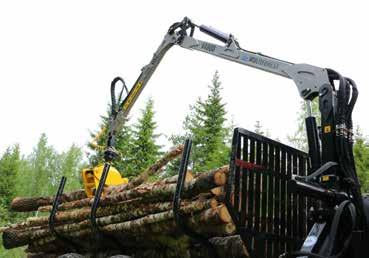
[1,146,248,258]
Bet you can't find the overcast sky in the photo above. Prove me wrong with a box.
[0,0,368,155]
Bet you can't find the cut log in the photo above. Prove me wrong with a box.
[107,144,184,195]
[160,171,193,184]
[10,190,87,212]
[38,165,228,213]
[36,171,194,214]
[99,165,228,207]
[3,162,236,258]
[27,220,235,257]
[5,198,140,231]
[9,197,199,231]
[210,186,225,196]
[187,205,231,226]
[2,199,216,249]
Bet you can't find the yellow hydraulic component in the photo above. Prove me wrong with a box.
[82,165,129,197]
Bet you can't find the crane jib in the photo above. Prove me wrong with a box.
[122,81,143,112]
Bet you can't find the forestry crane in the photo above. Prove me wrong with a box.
[86,17,367,258]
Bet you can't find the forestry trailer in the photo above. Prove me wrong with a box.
[42,17,369,257]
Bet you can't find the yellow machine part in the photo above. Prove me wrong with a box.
[82,165,129,197]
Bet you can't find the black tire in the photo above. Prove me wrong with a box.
[109,256,132,258]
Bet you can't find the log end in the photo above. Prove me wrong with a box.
[210,198,218,209]
[218,205,232,224]
[2,229,26,249]
[214,171,227,186]
[11,197,40,212]
[210,186,225,197]
[223,223,236,235]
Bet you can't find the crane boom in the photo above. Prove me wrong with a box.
[119,16,330,123]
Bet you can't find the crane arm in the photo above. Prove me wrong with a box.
[120,17,330,122]
[101,16,333,159]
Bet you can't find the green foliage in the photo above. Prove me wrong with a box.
[0,242,25,258]
[59,144,84,192]
[353,127,369,192]
[0,134,84,257]
[88,99,161,179]
[0,145,23,228]
[0,145,20,208]
[130,98,161,177]
[21,134,58,197]
[170,71,232,173]
[11,134,85,208]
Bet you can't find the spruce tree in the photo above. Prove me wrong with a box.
[201,71,231,170]
[173,71,231,173]
[130,97,161,178]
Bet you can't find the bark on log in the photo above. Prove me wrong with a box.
[38,165,228,213]
[10,190,87,212]
[4,161,236,257]
[37,171,194,214]
[5,198,139,231]
[8,196,199,231]
[2,199,216,249]
[101,165,228,207]
[26,221,235,257]
[26,220,236,257]
[160,171,193,184]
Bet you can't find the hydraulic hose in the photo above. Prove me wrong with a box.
[327,69,365,230]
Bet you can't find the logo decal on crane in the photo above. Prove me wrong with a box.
[123,81,143,111]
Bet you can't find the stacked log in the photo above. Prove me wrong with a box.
[1,146,248,258]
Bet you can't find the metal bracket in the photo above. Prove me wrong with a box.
[90,163,123,253]
[49,176,82,252]
[283,64,330,100]
[173,139,219,258]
